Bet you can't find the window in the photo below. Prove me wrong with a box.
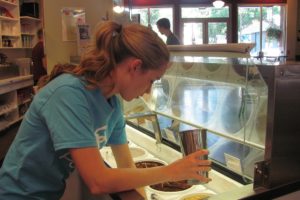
[181,7,229,18]
[181,6,230,45]
[131,7,173,42]
[238,5,286,57]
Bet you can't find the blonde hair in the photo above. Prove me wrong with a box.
[40,21,169,89]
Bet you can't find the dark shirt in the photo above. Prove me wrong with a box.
[166,33,180,45]
[32,41,46,84]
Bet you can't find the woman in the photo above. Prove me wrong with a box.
[0,21,211,200]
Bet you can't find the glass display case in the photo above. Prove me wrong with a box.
[124,44,268,182]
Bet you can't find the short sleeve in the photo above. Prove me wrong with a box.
[107,114,127,145]
[106,97,127,145]
[41,86,97,150]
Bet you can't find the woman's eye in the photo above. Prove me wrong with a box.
[150,78,161,84]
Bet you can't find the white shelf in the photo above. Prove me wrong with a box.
[0,63,10,67]
[0,116,23,132]
[0,103,17,116]
[20,16,41,23]
[0,76,33,132]
[21,33,34,36]
[0,47,31,49]
[0,0,18,8]
[18,98,31,106]
[0,75,33,94]
[0,16,18,22]
[1,34,19,37]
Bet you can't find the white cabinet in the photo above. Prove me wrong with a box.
[0,0,42,49]
[0,90,18,130]
[0,0,21,48]
[0,75,33,131]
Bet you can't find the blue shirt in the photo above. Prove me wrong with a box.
[0,74,127,200]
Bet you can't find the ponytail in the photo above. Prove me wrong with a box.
[39,21,169,90]
[37,63,77,89]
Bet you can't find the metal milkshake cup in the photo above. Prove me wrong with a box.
[178,129,208,185]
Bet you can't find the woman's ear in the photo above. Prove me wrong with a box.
[129,58,143,73]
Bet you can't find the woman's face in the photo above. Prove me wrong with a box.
[118,59,169,101]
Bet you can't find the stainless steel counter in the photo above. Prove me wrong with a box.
[209,184,255,200]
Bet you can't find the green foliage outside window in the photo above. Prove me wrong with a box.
[266,27,282,41]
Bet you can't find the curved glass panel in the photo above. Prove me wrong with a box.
[220,87,252,134]
[152,78,170,111]
[171,81,218,125]
[142,50,268,149]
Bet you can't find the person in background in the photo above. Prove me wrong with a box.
[32,28,47,85]
[0,21,210,200]
[156,18,180,45]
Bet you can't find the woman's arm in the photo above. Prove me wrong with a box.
[70,147,210,195]
[110,143,146,197]
[110,143,135,168]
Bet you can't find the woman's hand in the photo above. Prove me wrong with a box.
[166,149,211,183]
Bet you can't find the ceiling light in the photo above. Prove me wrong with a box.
[113,6,124,13]
[213,0,225,8]
[113,0,125,13]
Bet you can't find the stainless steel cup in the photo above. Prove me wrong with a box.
[178,129,208,185]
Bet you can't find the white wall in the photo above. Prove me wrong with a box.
[43,0,113,73]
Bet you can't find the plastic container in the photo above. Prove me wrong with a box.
[16,58,31,76]
[129,146,148,161]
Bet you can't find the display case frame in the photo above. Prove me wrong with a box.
[124,44,300,197]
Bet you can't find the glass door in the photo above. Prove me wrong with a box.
[182,20,228,45]
[208,22,227,44]
[131,7,173,42]
[181,6,230,45]
[183,22,203,45]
